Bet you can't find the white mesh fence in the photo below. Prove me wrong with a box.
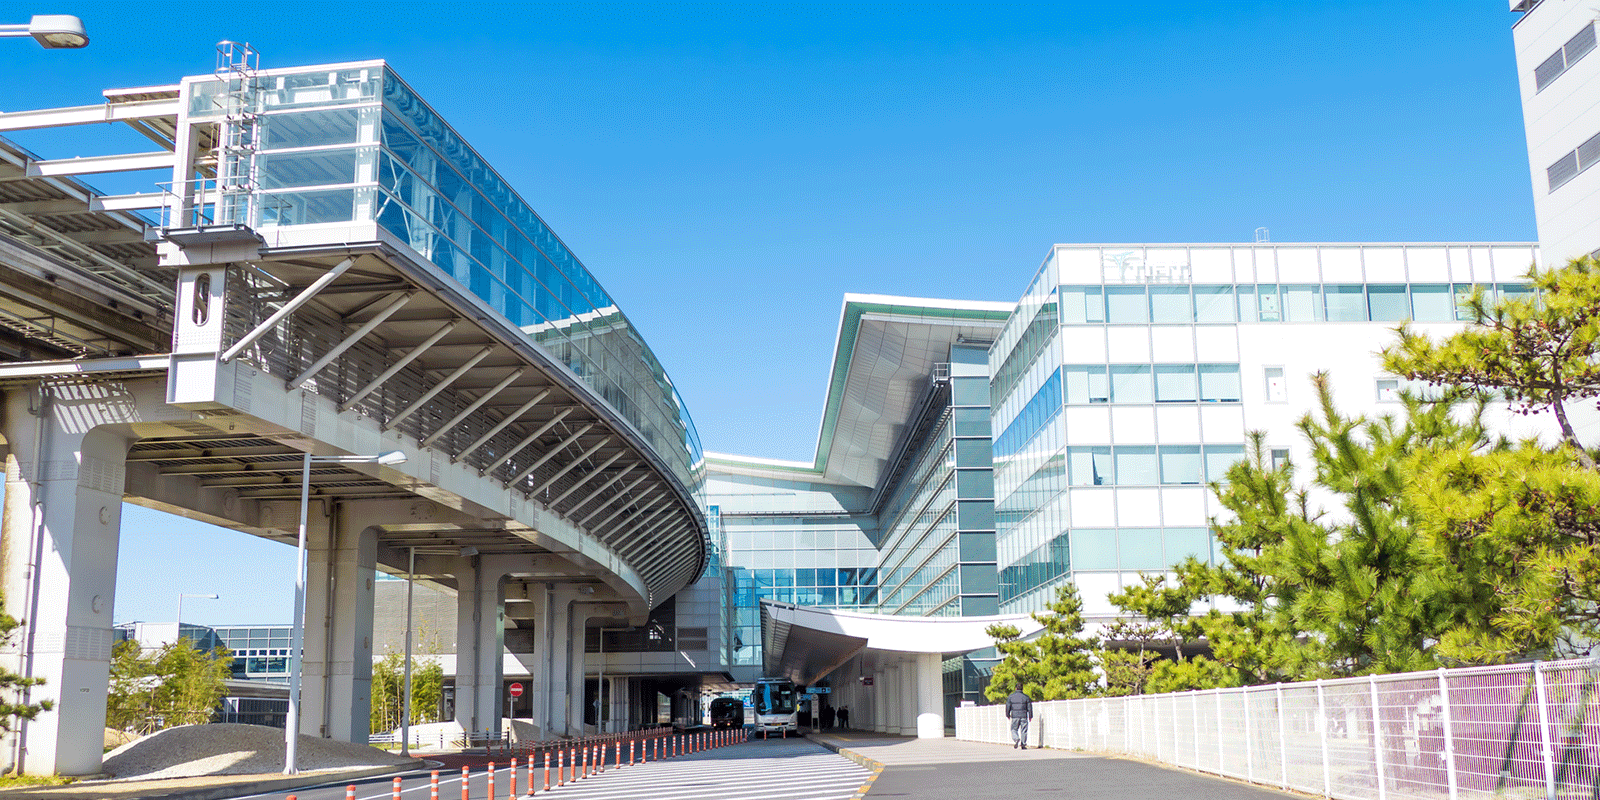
[954,656,1600,799]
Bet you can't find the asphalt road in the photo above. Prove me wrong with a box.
[233,737,871,800]
[865,751,1300,800]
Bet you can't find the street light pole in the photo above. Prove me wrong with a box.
[284,450,406,775]
[400,546,415,757]
[176,593,219,641]
[0,15,88,48]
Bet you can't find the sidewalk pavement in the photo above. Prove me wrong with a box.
[807,730,1299,800]
[0,759,432,800]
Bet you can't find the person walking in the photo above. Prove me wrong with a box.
[821,704,836,731]
[837,706,850,729]
[1005,684,1033,749]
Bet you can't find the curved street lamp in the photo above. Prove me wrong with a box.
[285,450,406,774]
[0,15,89,49]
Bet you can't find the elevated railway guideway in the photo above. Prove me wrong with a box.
[0,52,708,776]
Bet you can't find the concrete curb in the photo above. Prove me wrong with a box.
[1,760,428,800]
[807,738,885,800]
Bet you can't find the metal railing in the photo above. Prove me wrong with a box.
[956,657,1600,800]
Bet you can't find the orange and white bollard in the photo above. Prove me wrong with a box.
[510,757,517,797]
[543,750,552,792]
[487,762,495,799]
[430,770,440,800]
[557,750,566,787]
[461,767,470,800]
[393,776,403,800]
[347,786,357,800]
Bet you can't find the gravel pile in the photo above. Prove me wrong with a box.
[102,724,414,780]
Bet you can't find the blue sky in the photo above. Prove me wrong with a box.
[0,2,1539,625]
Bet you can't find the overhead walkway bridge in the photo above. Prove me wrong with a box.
[0,51,707,775]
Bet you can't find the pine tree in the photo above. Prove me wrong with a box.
[984,583,1098,701]
[0,607,50,731]
[1132,376,1506,686]
[1384,255,1600,468]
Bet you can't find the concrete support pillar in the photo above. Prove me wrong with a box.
[0,395,128,776]
[567,603,587,734]
[914,652,943,738]
[901,656,918,737]
[539,587,584,737]
[884,664,901,734]
[566,602,625,735]
[871,669,887,733]
[301,511,377,743]
[513,590,546,730]
[453,556,507,737]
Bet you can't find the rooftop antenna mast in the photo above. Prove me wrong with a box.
[1254,227,1270,243]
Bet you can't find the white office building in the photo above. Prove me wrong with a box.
[988,242,1552,619]
[1510,0,1600,262]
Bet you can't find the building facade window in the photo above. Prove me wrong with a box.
[1535,21,1597,91]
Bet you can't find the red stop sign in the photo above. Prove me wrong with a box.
[509,682,524,697]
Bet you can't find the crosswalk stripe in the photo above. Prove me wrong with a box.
[535,740,872,800]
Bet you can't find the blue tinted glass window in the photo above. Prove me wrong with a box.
[1111,366,1153,403]
[1105,286,1148,323]
[1160,446,1203,484]
[1116,446,1158,485]
[1149,286,1192,323]
[1119,528,1165,570]
[1194,286,1236,322]
[1154,365,1197,402]
[1324,284,1367,321]
[1069,447,1112,486]
[1368,285,1410,321]
[1410,284,1454,322]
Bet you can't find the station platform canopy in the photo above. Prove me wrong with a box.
[759,599,1043,686]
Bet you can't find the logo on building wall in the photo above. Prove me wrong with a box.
[1101,251,1192,283]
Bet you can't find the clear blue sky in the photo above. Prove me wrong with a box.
[0,2,1538,625]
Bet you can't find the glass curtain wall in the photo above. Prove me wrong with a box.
[189,64,703,493]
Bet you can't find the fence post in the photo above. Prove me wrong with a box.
[1243,688,1255,783]
[1215,689,1225,774]
[1437,669,1459,800]
[1369,675,1387,800]
[1316,680,1331,799]
[1532,661,1556,800]
[1276,684,1289,791]
[1192,692,1201,768]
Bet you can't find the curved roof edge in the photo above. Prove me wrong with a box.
[709,294,1014,487]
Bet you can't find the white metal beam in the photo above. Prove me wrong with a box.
[526,436,613,498]
[383,346,493,430]
[584,484,659,531]
[26,151,173,177]
[549,455,630,511]
[451,388,550,462]
[91,192,166,212]
[505,423,594,488]
[578,475,650,528]
[287,291,415,389]
[338,319,458,412]
[480,408,574,475]
[220,257,355,363]
[0,98,179,132]
[602,497,673,545]
[420,367,529,448]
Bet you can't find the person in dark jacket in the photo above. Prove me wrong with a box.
[1005,684,1033,749]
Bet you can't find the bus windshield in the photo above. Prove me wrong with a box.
[753,681,797,715]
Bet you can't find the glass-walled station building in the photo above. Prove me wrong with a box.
[707,295,1015,722]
